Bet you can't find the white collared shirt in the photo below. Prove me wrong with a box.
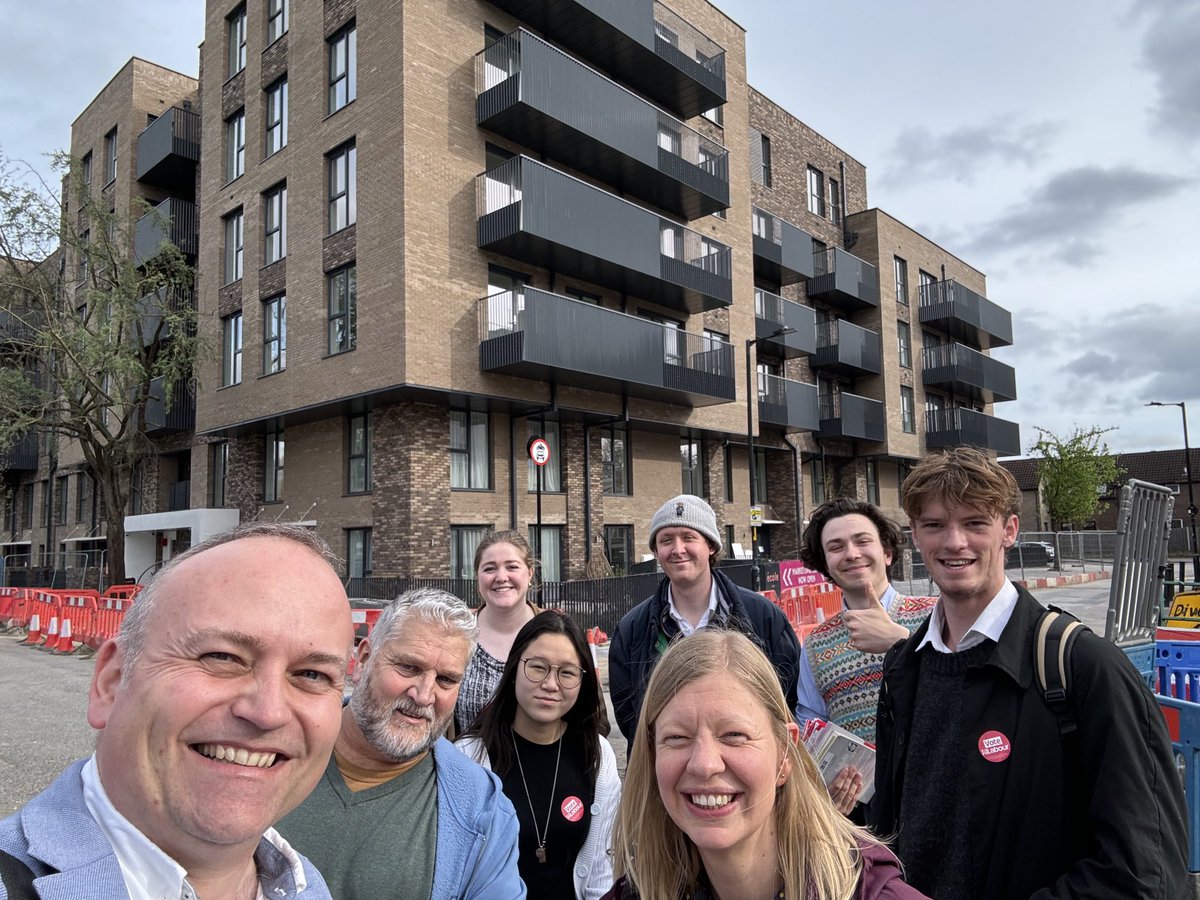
[918,579,1020,654]
[665,578,720,636]
[80,755,307,900]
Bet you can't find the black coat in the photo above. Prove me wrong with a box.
[869,587,1187,900]
[608,568,801,745]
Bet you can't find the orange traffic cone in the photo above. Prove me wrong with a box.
[53,616,77,654]
[21,613,42,646]
[33,615,58,650]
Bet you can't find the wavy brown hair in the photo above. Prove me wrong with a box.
[799,498,904,579]
[901,446,1020,522]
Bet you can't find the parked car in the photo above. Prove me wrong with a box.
[1009,541,1055,567]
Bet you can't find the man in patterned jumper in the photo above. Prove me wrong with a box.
[794,498,935,811]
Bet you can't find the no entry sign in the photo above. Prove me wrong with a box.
[528,437,551,467]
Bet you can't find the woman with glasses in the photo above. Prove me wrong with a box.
[457,610,620,900]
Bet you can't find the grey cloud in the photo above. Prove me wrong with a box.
[1135,2,1200,139]
[879,119,1059,186]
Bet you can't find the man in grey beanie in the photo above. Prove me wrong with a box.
[608,494,801,743]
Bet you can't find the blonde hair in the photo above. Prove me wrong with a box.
[612,631,879,899]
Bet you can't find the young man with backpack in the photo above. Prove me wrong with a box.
[869,447,1186,900]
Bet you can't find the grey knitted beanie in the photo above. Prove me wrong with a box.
[648,494,722,553]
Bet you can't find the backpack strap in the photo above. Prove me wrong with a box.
[1034,607,1086,736]
[0,849,39,900]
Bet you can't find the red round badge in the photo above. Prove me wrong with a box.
[978,730,1011,763]
[561,795,585,822]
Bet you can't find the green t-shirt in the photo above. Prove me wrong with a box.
[278,753,439,900]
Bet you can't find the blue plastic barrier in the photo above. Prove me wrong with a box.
[1157,696,1200,872]
[1157,641,1200,702]
[1123,641,1156,691]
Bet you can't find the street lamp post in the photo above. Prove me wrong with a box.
[746,326,796,591]
[1147,401,1199,581]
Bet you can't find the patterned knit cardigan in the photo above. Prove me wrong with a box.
[804,594,938,743]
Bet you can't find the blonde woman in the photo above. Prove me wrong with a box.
[605,630,927,900]
[453,530,540,733]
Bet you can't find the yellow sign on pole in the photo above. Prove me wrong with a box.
[750,505,763,527]
[1165,591,1200,628]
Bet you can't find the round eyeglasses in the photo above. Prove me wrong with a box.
[521,657,585,689]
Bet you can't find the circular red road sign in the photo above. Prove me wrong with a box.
[528,437,551,466]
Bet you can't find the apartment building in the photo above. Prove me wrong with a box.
[2,0,1018,583]
[1,58,204,579]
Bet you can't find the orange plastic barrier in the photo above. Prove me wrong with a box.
[102,584,143,602]
[56,590,101,654]
[2,589,32,629]
[347,608,383,678]
[91,595,137,647]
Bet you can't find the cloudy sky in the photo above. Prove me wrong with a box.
[3,1,1197,456]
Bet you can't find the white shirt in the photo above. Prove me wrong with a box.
[80,755,307,900]
[918,579,1020,654]
[665,578,720,636]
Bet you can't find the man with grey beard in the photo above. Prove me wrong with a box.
[277,588,524,899]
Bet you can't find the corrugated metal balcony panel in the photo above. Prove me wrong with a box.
[476,31,729,219]
[922,342,1017,403]
[136,107,200,193]
[925,407,1021,457]
[482,0,725,118]
[134,198,198,266]
[758,374,819,432]
[807,247,880,311]
[1,433,39,472]
[145,376,196,434]
[818,392,885,442]
[477,157,732,314]
[918,280,1013,349]
[812,320,882,375]
[135,287,196,347]
[751,209,816,285]
[754,291,816,358]
[477,288,735,405]
[0,309,35,346]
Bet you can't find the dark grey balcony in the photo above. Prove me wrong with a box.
[758,373,818,432]
[145,376,196,434]
[754,290,815,358]
[136,107,200,194]
[923,342,1017,404]
[477,30,729,219]
[926,407,1021,457]
[136,287,195,347]
[478,156,732,314]
[808,247,879,312]
[918,279,1012,349]
[135,198,197,265]
[812,319,882,375]
[752,208,815,285]
[0,309,34,347]
[482,0,725,119]
[0,433,38,472]
[818,392,885,442]
[478,288,734,406]
[167,479,191,512]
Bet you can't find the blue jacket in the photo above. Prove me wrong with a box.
[429,737,526,899]
[0,759,331,900]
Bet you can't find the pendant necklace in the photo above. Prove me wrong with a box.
[512,728,563,864]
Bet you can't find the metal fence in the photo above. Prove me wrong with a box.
[0,551,102,589]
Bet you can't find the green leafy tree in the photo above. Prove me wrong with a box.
[1031,425,1123,529]
[0,151,203,584]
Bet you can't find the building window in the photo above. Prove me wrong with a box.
[604,525,632,576]
[897,321,912,368]
[262,295,286,374]
[54,475,69,526]
[129,462,143,516]
[897,461,913,495]
[811,458,826,506]
[702,105,723,127]
[326,263,358,354]
[265,427,285,502]
[225,109,245,181]
[450,525,491,579]
[901,386,916,434]
[267,0,288,44]
[227,5,247,77]
[80,152,92,186]
[348,413,372,493]
[265,77,288,156]
[760,133,772,187]
[77,229,90,284]
[754,448,768,507]
[829,177,841,224]
[528,525,563,582]
[752,208,769,239]
[866,459,879,506]
[328,22,357,113]
[565,287,600,305]
[211,442,229,506]
[450,409,489,490]
[263,183,287,265]
[724,445,734,502]
[919,269,938,305]
[807,166,825,217]
[601,423,630,496]
[347,528,372,579]
[328,143,357,233]
[527,419,562,493]
[221,312,243,386]
[223,209,243,284]
[681,437,704,497]
[104,128,118,184]
[894,257,908,306]
[76,472,94,524]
